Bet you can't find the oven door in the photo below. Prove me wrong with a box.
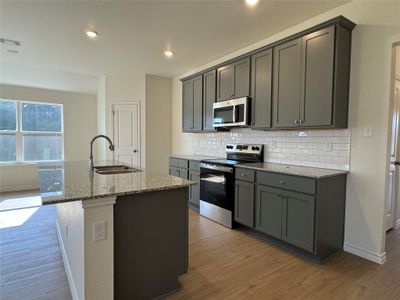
[200,163,235,221]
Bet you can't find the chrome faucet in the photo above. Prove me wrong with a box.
[89,135,115,170]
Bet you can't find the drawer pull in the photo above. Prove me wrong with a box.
[279,180,285,185]
[241,174,245,177]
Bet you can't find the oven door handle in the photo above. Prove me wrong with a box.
[232,105,236,123]
[200,163,233,173]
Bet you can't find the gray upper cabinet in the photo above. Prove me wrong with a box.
[182,75,203,132]
[273,24,352,129]
[181,17,355,132]
[300,26,335,127]
[272,38,303,128]
[203,70,217,131]
[217,57,250,101]
[282,191,315,252]
[251,48,273,129]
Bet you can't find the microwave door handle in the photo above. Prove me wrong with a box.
[232,105,236,123]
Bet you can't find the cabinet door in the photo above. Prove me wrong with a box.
[233,57,250,98]
[300,26,335,127]
[251,49,272,128]
[169,167,188,179]
[189,170,201,206]
[217,65,234,101]
[282,191,315,252]
[203,70,217,131]
[255,185,283,239]
[234,180,254,227]
[182,79,194,131]
[193,75,203,131]
[272,38,302,128]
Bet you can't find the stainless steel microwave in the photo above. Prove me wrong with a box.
[213,97,250,128]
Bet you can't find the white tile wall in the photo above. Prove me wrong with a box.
[188,128,351,170]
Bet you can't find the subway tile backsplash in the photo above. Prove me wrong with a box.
[187,128,351,170]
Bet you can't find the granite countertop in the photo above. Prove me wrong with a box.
[170,154,221,161]
[237,162,349,178]
[38,160,195,205]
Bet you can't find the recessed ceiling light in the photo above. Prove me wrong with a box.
[85,31,98,38]
[164,50,174,57]
[245,0,258,6]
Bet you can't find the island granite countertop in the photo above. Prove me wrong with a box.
[237,162,349,179]
[39,160,195,205]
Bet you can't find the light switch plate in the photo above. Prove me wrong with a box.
[363,126,373,137]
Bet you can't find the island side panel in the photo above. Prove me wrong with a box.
[114,187,189,300]
[56,201,85,300]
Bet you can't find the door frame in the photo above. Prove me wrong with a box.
[111,101,142,167]
[386,42,400,231]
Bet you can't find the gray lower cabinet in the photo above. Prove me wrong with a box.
[169,157,201,209]
[234,167,347,262]
[203,70,217,131]
[169,166,187,179]
[189,170,201,206]
[217,57,250,101]
[255,185,283,239]
[251,48,273,129]
[234,180,254,227]
[182,75,203,132]
[282,191,315,252]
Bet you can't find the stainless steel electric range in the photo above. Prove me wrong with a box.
[199,144,264,228]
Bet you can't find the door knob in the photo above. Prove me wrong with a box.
[133,150,138,153]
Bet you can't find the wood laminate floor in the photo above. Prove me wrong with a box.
[168,209,400,300]
[0,203,399,300]
[0,204,72,300]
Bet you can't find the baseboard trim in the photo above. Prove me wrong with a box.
[395,219,400,229]
[0,184,40,193]
[56,220,79,300]
[344,243,387,265]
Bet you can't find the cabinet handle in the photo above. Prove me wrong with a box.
[299,120,304,124]
[294,120,299,124]
[240,174,245,177]
[279,180,285,185]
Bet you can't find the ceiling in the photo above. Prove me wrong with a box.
[0,0,349,93]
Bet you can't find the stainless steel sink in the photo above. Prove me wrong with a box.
[94,165,142,175]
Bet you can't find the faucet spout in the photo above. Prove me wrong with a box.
[89,135,115,170]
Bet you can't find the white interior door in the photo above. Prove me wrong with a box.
[387,78,400,230]
[112,103,140,166]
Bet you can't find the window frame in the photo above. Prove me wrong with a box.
[0,99,64,165]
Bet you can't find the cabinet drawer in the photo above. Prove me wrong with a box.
[235,168,255,183]
[189,160,201,171]
[169,158,189,169]
[257,171,316,195]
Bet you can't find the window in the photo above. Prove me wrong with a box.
[0,100,64,163]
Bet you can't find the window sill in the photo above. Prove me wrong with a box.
[0,161,64,168]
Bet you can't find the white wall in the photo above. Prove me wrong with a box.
[96,76,107,160]
[104,74,146,167]
[0,84,97,192]
[172,1,400,263]
[145,75,172,173]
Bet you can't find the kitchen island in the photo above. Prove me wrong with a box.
[38,161,194,300]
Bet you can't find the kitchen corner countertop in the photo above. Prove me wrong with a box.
[170,154,221,161]
[38,160,195,205]
[237,162,349,178]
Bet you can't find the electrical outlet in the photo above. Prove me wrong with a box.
[93,221,106,242]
